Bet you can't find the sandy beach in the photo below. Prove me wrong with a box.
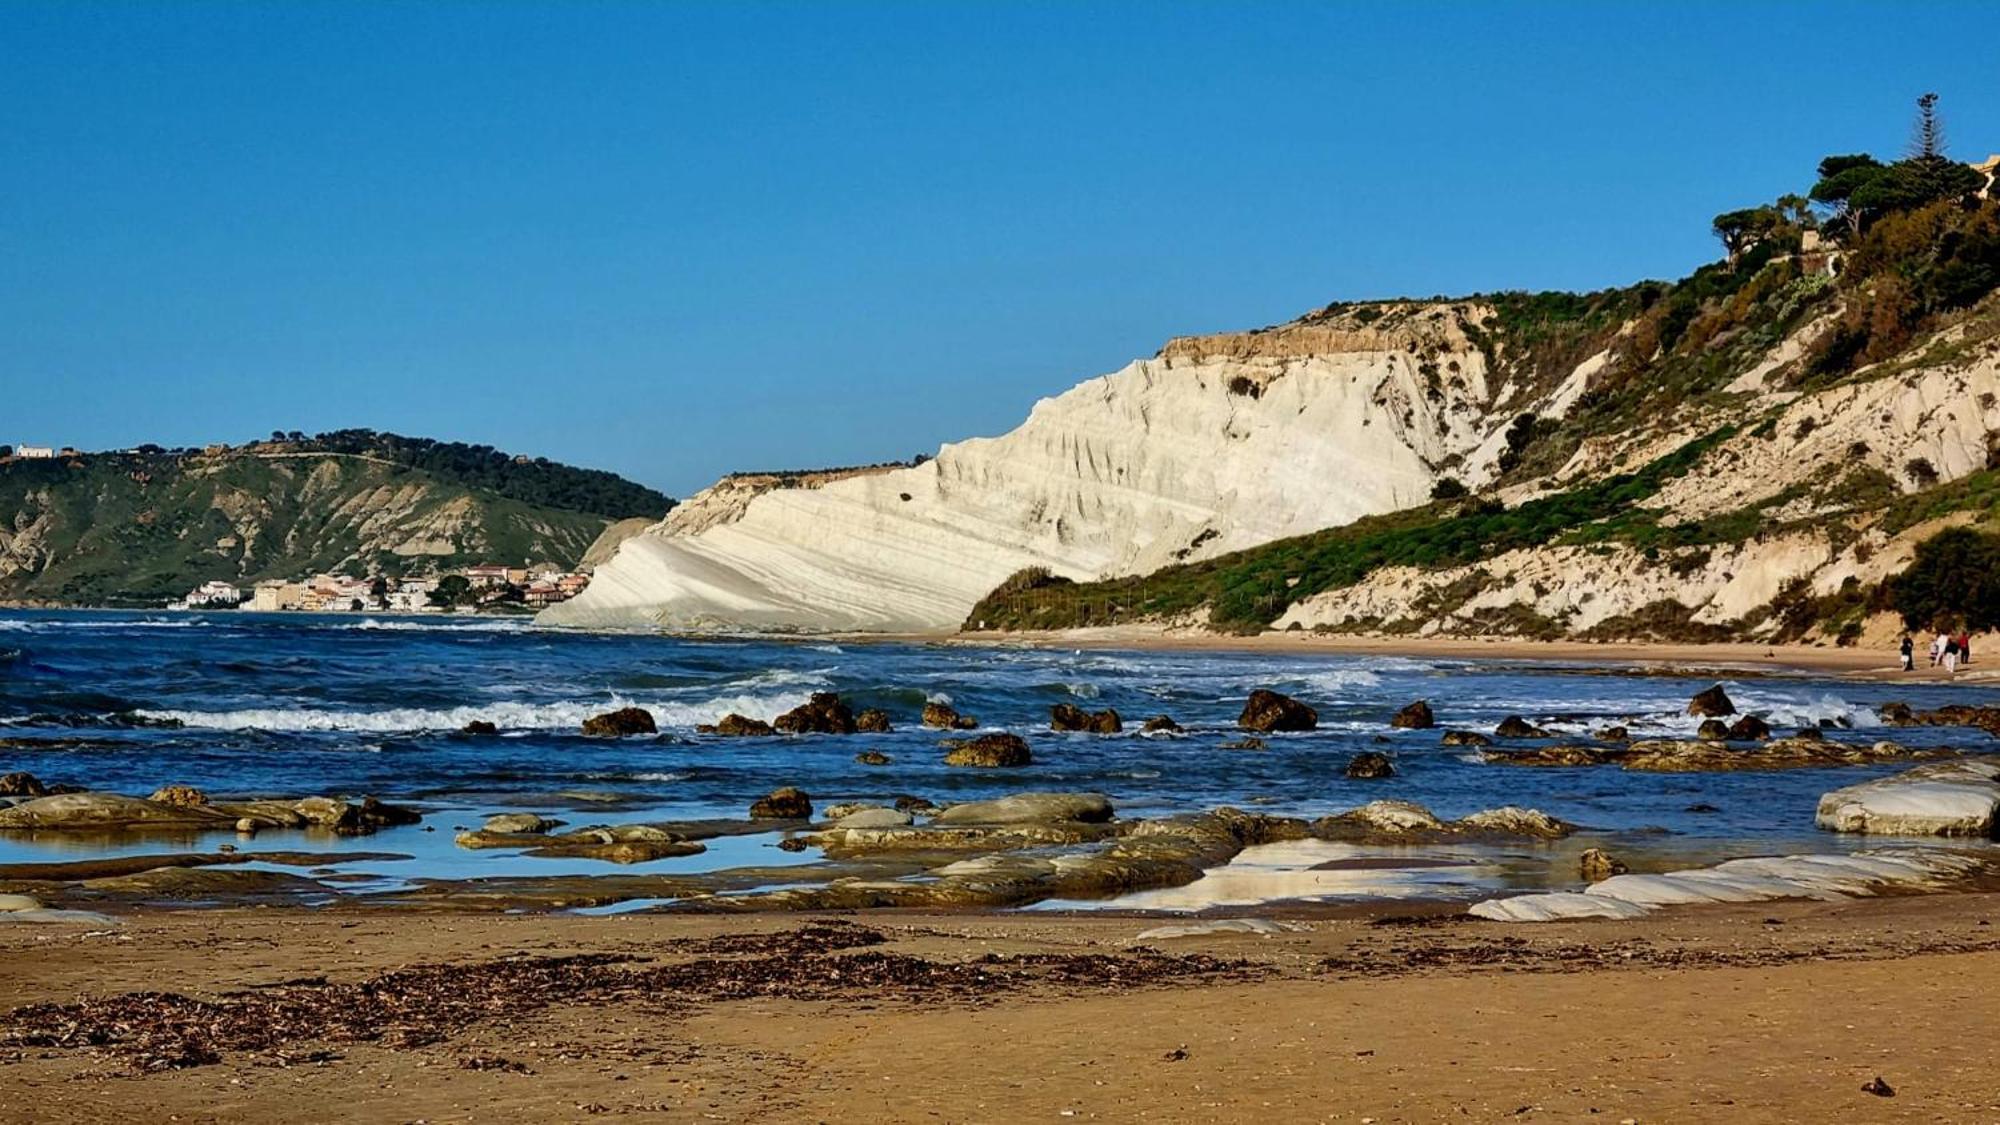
[926,626,2000,685]
[4,895,2000,1123]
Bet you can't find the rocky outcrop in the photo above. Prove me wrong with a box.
[1485,737,1927,772]
[1472,849,1995,922]
[581,707,656,737]
[749,787,813,820]
[1343,752,1395,779]
[921,702,978,730]
[1816,760,2000,836]
[942,734,1033,768]
[772,693,857,735]
[700,714,775,736]
[1390,701,1435,729]
[1494,716,1551,739]
[1050,704,1122,734]
[1687,685,1736,717]
[1238,690,1317,733]
[931,793,1113,826]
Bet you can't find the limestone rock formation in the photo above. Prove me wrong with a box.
[1238,690,1317,733]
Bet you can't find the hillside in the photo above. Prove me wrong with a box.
[0,437,674,605]
[969,168,2000,644]
[559,110,2000,640]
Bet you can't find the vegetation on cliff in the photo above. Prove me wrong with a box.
[967,96,2000,641]
[0,442,673,606]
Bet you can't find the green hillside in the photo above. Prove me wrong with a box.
[0,440,673,606]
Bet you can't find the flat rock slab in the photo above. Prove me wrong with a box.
[1816,760,2000,836]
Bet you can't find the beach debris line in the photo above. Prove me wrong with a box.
[0,922,1257,1071]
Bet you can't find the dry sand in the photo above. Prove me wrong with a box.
[4,895,2000,1123]
[920,626,2000,685]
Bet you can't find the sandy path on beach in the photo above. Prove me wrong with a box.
[3,895,1998,1123]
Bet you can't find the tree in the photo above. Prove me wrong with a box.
[1909,92,1944,161]
[1890,527,2000,631]
[428,574,473,607]
[369,576,389,602]
[1430,477,1469,501]
[1712,206,1780,262]
[1811,154,1889,237]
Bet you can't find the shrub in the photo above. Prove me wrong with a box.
[1889,527,2000,630]
[1429,477,1469,501]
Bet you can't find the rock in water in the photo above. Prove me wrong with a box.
[1726,714,1772,740]
[1051,703,1122,733]
[931,793,1113,826]
[1390,700,1435,729]
[855,750,891,766]
[701,713,775,736]
[942,733,1032,768]
[148,785,209,808]
[855,709,893,733]
[1687,684,1736,717]
[1494,716,1551,739]
[1440,730,1492,747]
[773,693,858,735]
[1238,690,1317,733]
[1344,752,1396,779]
[0,772,46,798]
[749,787,813,819]
[1596,725,1630,742]
[1140,715,1182,734]
[1578,848,1628,881]
[1696,719,1730,740]
[484,813,560,835]
[460,720,499,736]
[581,707,657,737]
[1816,760,2000,836]
[922,701,979,730]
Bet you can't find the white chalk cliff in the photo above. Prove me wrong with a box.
[544,305,1554,631]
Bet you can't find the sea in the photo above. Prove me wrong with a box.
[3,609,1996,909]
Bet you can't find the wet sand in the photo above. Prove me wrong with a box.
[4,895,2000,1122]
[923,626,2000,685]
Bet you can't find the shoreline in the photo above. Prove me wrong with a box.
[909,626,2000,685]
[5,896,1999,1121]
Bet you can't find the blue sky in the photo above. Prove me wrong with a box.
[4,2,1997,497]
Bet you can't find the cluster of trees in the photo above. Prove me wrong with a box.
[1713,94,1990,260]
[1891,527,2000,632]
[265,429,672,519]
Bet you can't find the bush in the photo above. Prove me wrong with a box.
[1889,527,2000,630]
[1429,477,1469,501]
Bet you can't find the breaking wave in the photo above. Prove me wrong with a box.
[135,689,815,733]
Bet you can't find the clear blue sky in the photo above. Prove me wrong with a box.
[4,2,1997,497]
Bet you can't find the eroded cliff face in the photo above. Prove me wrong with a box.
[544,304,1594,631]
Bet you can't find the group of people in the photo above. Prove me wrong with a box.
[1899,628,1974,673]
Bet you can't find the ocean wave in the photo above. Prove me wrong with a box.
[341,617,532,633]
[135,689,815,733]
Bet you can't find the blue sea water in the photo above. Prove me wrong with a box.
[2,609,1996,902]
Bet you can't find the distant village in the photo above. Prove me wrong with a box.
[171,565,592,614]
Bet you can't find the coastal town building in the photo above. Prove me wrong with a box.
[181,565,591,614]
[13,445,55,460]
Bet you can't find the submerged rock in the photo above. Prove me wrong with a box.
[1482,744,1622,768]
[1141,715,1182,734]
[942,733,1032,768]
[460,720,500,736]
[1343,752,1395,780]
[581,707,657,737]
[1051,703,1122,734]
[922,701,979,730]
[1494,716,1551,739]
[1390,700,1435,730]
[1816,760,2000,836]
[1623,737,1923,773]
[701,713,775,737]
[1687,684,1736,718]
[749,787,814,819]
[1238,690,1317,733]
[1220,737,1268,751]
[483,812,561,835]
[773,693,857,735]
[1596,725,1630,742]
[931,792,1113,826]
[1579,848,1628,882]
[855,708,893,733]
[1441,730,1493,748]
[855,750,892,766]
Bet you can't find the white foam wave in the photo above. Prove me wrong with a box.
[342,617,531,633]
[137,689,814,733]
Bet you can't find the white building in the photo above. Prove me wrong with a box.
[13,445,54,459]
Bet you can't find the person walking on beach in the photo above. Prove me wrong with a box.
[1932,631,1948,668]
[1958,630,1972,666]
[1944,632,1962,674]
[1900,634,1915,672]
